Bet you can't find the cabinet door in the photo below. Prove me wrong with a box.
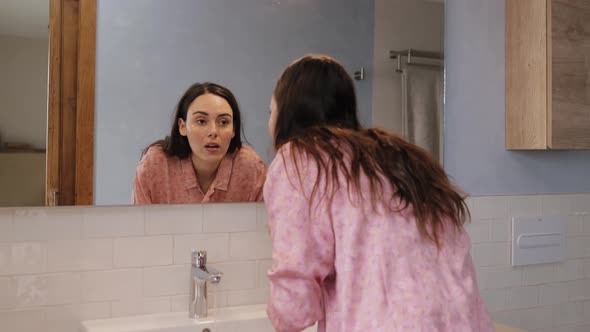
[505,0,549,150]
[550,0,590,149]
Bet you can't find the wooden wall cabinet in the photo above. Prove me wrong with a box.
[506,0,590,150]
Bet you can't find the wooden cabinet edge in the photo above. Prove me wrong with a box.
[546,0,553,147]
[505,0,549,150]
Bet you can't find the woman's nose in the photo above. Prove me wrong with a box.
[208,124,219,137]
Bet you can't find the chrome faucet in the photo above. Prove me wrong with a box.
[189,250,222,319]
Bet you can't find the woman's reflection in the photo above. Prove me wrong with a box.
[132,82,266,204]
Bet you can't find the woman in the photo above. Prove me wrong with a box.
[132,82,266,204]
[264,55,492,331]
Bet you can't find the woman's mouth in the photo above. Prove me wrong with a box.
[204,143,221,153]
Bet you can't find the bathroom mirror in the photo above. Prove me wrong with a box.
[0,0,444,207]
[0,0,49,207]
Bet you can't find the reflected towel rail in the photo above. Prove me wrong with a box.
[389,49,443,72]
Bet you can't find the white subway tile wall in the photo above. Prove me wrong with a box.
[0,210,14,243]
[47,239,113,272]
[13,207,82,241]
[463,194,590,332]
[202,203,257,233]
[144,204,204,235]
[142,265,187,297]
[81,269,143,302]
[113,236,173,268]
[173,233,229,264]
[0,196,588,332]
[0,308,45,332]
[0,202,271,332]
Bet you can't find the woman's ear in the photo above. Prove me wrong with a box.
[178,118,187,136]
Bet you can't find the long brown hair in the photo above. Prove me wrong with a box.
[272,54,468,248]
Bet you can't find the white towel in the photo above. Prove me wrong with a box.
[401,65,443,163]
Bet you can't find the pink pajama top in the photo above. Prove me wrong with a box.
[132,145,266,204]
[263,145,493,332]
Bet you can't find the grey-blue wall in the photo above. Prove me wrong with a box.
[444,0,590,196]
[94,0,375,205]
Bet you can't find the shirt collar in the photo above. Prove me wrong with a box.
[180,152,235,191]
[213,152,233,191]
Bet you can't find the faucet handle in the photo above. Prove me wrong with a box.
[191,250,206,268]
[206,266,223,284]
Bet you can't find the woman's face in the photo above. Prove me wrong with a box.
[179,93,235,164]
[268,96,278,142]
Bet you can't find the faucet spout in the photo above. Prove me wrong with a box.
[189,250,222,319]
[194,266,222,283]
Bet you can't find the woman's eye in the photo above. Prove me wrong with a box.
[196,119,206,125]
[219,119,230,126]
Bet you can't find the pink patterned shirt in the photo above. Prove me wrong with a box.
[132,145,266,204]
[264,145,493,332]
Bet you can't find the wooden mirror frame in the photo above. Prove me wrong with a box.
[47,0,96,206]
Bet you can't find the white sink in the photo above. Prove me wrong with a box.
[81,304,524,332]
[81,304,317,332]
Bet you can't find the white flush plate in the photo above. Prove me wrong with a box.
[511,216,566,267]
